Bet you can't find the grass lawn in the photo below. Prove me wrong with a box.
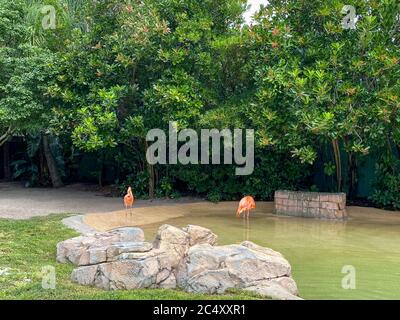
[0,215,258,300]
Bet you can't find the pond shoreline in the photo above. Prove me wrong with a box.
[81,202,400,232]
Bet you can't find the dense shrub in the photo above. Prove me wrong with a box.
[371,157,400,210]
[170,152,311,201]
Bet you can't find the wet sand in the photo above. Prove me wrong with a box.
[83,201,275,231]
[83,201,400,231]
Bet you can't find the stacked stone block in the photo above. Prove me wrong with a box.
[274,190,347,220]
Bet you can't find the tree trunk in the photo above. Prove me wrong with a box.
[347,152,357,198]
[42,134,63,188]
[98,152,104,187]
[98,168,103,187]
[344,137,357,199]
[332,139,342,192]
[3,141,10,181]
[144,140,155,199]
[147,162,155,199]
[0,126,12,147]
[38,143,47,186]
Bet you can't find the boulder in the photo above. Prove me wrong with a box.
[58,224,301,300]
[185,269,236,294]
[153,224,189,268]
[243,279,301,300]
[72,249,175,290]
[182,225,218,246]
[106,242,153,259]
[71,264,97,286]
[177,242,296,298]
[56,227,144,265]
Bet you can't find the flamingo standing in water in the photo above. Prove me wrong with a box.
[236,196,256,219]
[123,186,135,218]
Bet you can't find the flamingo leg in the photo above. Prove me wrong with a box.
[242,210,250,241]
[246,216,250,241]
[242,213,246,241]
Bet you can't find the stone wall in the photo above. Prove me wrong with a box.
[274,190,347,220]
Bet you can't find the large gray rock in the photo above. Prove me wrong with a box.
[153,225,189,268]
[58,224,301,300]
[182,225,218,246]
[185,269,236,294]
[177,241,297,298]
[152,224,218,268]
[243,279,301,300]
[107,242,153,259]
[56,227,144,265]
[71,249,175,290]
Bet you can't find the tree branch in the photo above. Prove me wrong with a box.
[0,126,13,147]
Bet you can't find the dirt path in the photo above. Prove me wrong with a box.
[0,182,201,219]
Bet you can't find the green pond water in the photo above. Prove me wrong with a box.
[141,208,400,300]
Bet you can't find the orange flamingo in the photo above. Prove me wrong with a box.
[123,186,135,218]
[236,196,256,219]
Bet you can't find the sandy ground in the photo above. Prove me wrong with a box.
[83,202,274,231]
[0,182,201,219]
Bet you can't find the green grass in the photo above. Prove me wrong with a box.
[0,215,258,300]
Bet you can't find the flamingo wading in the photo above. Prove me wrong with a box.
[236,196,256,219]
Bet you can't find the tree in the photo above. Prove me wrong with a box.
[50,0,249,197]
[0,0,67,186]
[46,0,167,194]
[246,0,400,194]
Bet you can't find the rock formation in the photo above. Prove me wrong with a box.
[57,224,301,300]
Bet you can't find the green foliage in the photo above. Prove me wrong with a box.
[11,159,39,187]
[143,71,206,128]
[9,134,65,187]
[324,162,336,177]
[119,172,149,199]
[0,42,56,137]
[2,0,400,204]
[207,190,222,203]
[47,0,166,149]
[158,176,173,197]
[371,156,400,210]
[244,0,400,193]
[169,151,310,201]
[10,135,42,187]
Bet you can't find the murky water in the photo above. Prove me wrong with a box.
[139,205,400,300]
